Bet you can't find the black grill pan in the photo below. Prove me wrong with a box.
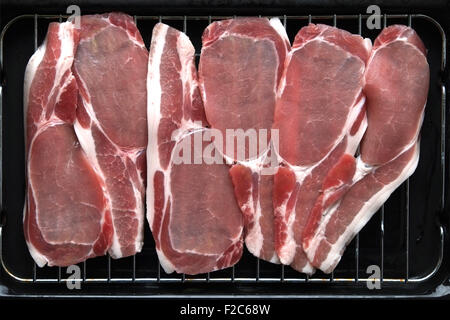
[0,0,449,299]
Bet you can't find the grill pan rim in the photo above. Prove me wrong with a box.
[0,11,449,299]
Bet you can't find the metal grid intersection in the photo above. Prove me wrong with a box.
[0,13,446,286]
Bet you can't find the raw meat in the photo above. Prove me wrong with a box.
[199,17,290,162]
[302,25,429,273]
[73,13,148,259]
[272,24,370,273]
[147,23,244,275]
[24,22,113,267]
[199,18,290,263]
[229,155,279,263]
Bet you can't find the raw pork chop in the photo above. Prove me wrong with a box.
[73,13,148,259]
[272,24,370,273]
[147,23,243,275]
[199,18,290,263]
[24,22,113,267]
[302,25,429,273]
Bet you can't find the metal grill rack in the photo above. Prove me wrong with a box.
[0,13,447,292]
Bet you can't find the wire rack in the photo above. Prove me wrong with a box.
[0,13,447,289]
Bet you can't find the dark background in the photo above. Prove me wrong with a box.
[2,0,450,26]
[1,0,450,302]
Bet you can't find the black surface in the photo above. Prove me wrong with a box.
[2,1,450,25]
[1,1,450,299]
